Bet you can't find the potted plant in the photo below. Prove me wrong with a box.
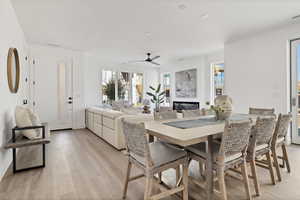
[210,105,225,120]
[146,84,165,120]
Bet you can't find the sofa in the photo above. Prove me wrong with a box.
[86,107,153,150]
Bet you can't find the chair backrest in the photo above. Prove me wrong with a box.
[272,113,292,145]
[160,110,178,120]
[252,117,276,147]
[219,120,252,160]
[249,107,275,116]
[121,119,152,164]
[182,109,202,118]
[159,106,173,112]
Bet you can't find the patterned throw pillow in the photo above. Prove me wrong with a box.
[15,106,42,139]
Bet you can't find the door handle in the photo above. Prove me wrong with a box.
[68,97,73,100]
[68,101,73,104]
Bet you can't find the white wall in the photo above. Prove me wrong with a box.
[160,50,224,108]
[0,0,29,181]
[29,44,85,129]
[224,22,300,144]
[84,53,160,107]
[225,22,300,114]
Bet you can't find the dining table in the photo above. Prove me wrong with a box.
[144,113,259,200]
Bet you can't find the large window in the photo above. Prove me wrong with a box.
[102,70,116,104]
[132,73,143,105]
[212,62,224,99]
[102,70,143,105]
[162,73,171,106]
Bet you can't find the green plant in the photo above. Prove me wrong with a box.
[146,84,165,111]
[210,105,224,120]
[102,79,125,104]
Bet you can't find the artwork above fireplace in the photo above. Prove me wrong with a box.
[173,101,200,113]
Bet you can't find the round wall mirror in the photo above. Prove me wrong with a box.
[7,48,20,93]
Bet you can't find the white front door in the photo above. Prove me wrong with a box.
[32,58,73,130]
[291,39,300,144]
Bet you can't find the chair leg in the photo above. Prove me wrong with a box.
[175,166,180,184]
[122,161,132,199]
[217,166,227,200]
[272,147,282,182]
[182,162,189,200]
[144,174,153,200]
[250,159,260,196]
[199,161,205,177]
[158,172,162,183]
[282,144,291,173]
[266,152,276,185]
[241,161,252,200]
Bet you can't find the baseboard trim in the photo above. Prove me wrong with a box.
[51,128,72,132]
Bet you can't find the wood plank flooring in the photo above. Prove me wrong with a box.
[1,129,300,200]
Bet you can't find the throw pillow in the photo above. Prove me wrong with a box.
[15,106,42,139]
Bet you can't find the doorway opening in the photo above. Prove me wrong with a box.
[211,62,225,103]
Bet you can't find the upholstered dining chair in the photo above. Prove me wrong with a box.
[182,109,202,118]
[159,106,173,112]
[187,120,253,200]
[159,110,178,120]
[121,119,189,200]
[182,109,207,176]
[246,116,276,196]
[271,113,292,182]
[157,110,180,182]
[249,107,275,116]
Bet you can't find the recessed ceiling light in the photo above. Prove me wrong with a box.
[145,32,151,37]
[200,13,209,20]
[178,4,187,10]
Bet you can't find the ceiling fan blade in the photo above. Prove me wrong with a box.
[150,61,160,66]
[121,60,145,64]
[151,55,160,61]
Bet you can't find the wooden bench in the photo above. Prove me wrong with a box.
[4,123,51,173]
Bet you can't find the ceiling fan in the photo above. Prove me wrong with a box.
[122,53,161,66]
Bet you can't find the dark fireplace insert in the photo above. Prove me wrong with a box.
[173,101,200,113]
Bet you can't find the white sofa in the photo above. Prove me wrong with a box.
[86,107,153,150]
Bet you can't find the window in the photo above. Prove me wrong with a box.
[162,73,171,106]
[132,73,143,105]
[101,70,143,105]
[119,72,131,102]
[102,70,116,104]
[212,63,224,99]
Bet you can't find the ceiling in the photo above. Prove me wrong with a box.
[11,0,300,65]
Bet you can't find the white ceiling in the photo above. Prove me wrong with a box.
[11,0,300,65]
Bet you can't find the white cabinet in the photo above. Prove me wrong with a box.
[85,108,125,150]
[87,112,94,131]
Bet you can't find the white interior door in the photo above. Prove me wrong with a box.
[33,57,73,130]
[291,39,300,144]
[57,60,73,129]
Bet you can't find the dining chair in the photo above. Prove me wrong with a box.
[158,110,180,182]
[249,107,275,116]
[159,106,173,112]
[182,109,207,176]
[159,110,178,120]
[271,113,292,182]
[187,120,253,200]
[121,119,189,200]
[182,109,202,118]
[246,116,276,196]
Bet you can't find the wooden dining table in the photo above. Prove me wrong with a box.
[144,113,258,200]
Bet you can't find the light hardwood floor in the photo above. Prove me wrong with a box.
[1,129,300,200]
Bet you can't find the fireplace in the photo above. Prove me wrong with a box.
[173,101,200,113]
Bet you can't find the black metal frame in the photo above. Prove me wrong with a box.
[12,125,46,173]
